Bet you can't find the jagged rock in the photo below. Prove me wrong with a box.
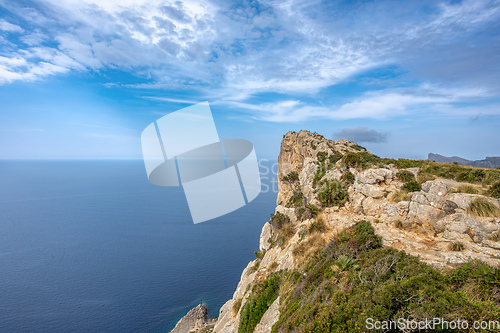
[260,222,272,251]
[254,297,280,333]
[170,304,211,333]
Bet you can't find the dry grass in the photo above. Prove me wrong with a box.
[292,233,326,260]
[453,184,479,194]
[416,173,435,184]
[448,241,465,251]
[232,298,242,317]
[390,189,410,203]
[269,261,279,271]
[466,197,500,217]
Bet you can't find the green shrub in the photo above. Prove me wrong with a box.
[490,181,500,198]
[286,190,304,208]
[306,204,320,217]
[282,171,299,182]
[317,180,347,207]
[239,273,282,333]
[402,180,421,192]
[312,166,326,187]
[341,152,361,168]
[351,143,366,151]
[335,256,359,271]
[396,170,415,182]
[328,151,343,166]
[316,151,328,163]
[341,170,355,184]
[269,212,290,229]
[394,158,424,169]
[254,249,266,259]
[466,197,500,217]
[272,221,500,333]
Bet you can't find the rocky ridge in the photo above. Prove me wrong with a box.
[174,130,500,333]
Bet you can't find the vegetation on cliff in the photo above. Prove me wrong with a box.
[240,221,500,333]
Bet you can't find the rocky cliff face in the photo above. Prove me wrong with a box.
[174,130,500,333]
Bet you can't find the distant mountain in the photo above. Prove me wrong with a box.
[428,153,500,169]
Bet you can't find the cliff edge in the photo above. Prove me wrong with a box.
[175,130,500,333]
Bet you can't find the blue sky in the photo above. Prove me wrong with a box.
[0,0,499,160]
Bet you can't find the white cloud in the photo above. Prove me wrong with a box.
[0,19,23,32]
[0,0,498,125]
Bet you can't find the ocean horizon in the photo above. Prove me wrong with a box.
[0,160,278,332]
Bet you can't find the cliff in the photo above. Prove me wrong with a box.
[174,130,500,333]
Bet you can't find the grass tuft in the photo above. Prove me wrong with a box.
[448,241,465,251]
[466,197,500,217]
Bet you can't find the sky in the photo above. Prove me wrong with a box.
[0,0,499,160]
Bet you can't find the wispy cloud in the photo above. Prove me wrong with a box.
[0,0,499,122]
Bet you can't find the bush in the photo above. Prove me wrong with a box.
[286,190,304,208]
[282,171,299,182]
[316,151,328,163]
[306,204,320,217]
[272,221,500,333]
[239,273,282,333]
[402,180,421,192]
[394,158,424,169]
[269,212,290,229]
[341,152,361,168]
[396,170,415,182]
[490,181,500,198]
[341,170,355,184]
[317,180,348,207]
[351,143,366,151]
[466,197,500,217]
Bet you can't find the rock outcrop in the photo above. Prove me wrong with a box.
[172,130,500,332]
[170,303,216,333]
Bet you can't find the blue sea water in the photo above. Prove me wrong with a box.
[0,160,278,332]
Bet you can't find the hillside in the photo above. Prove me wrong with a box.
[174,130,500,333]
[429,153,500,169]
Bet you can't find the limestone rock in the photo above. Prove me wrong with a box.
[421,180,452,197]
[254,297,280,333]
[260,222,272,251]
[170,304,211,333]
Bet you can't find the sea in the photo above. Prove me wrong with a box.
[0,160,278,332]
